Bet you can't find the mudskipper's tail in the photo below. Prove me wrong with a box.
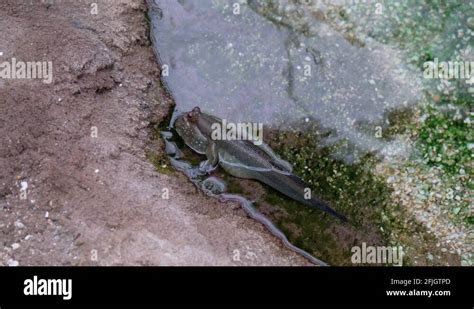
[257,171,348,222]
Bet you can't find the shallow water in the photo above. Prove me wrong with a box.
[148,0,422,160]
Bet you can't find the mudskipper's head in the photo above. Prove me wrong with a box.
[180,106,201,125]
[174,107,208,154]
[175,106,201,130]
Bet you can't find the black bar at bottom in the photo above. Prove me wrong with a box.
[0,267,471,306]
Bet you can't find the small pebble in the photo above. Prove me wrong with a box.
[7,259,19,266]
[14,220,25,229]
[11,243,20,250]
[467,17,474,30]
[20,181,28,191]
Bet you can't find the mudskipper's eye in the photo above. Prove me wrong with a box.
[186,111,198,123]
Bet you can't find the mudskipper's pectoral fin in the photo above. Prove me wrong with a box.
[256,143,293,173]
[199,141,219,173]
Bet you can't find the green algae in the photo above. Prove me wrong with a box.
[146,125,176,175]
[256,127,394,265]
[146,149,175,175]
[335,0,473,251]
[417,101,472,175]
